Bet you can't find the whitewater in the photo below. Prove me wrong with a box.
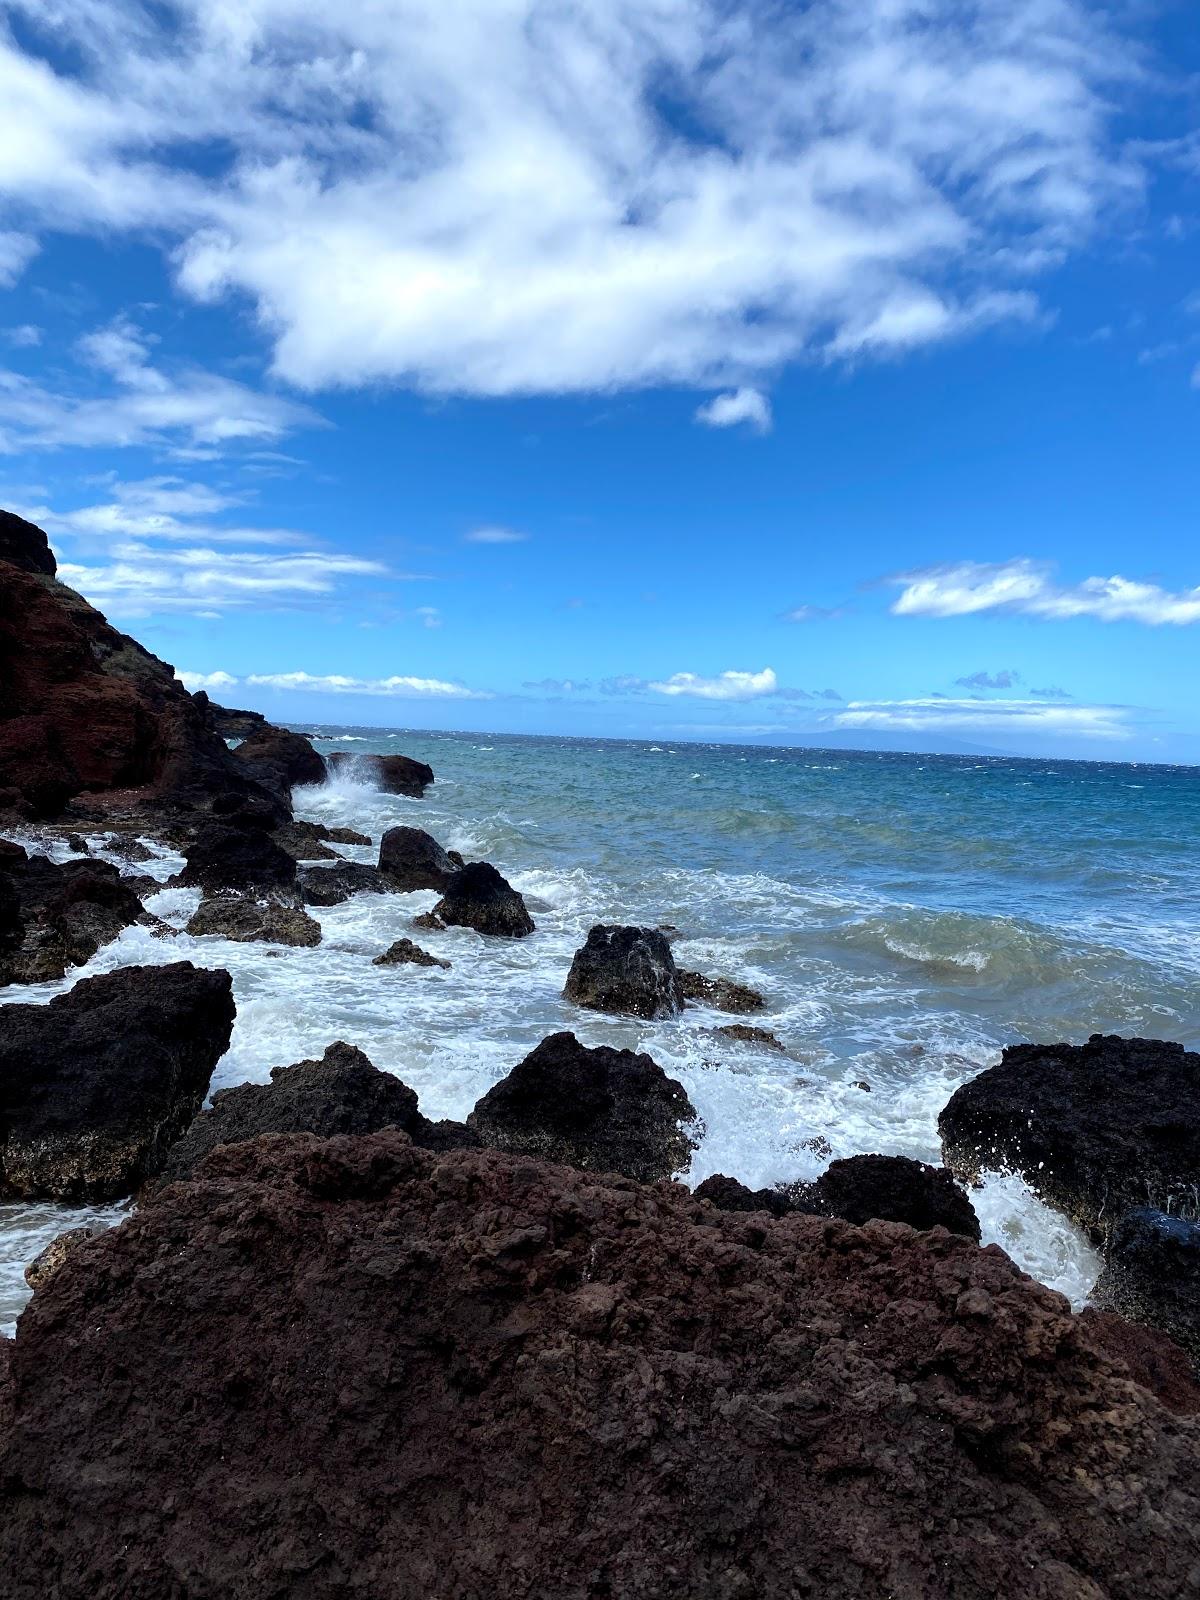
[3,728,1199,1330]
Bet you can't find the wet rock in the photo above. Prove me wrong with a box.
[271,821,338,861]
[2,1131,1197,1598]
[0,848,144,986]
[713,1023,786,1051]
[563,923,681,1018]
[64,833,89,855]
[326,826,371,847]
[468,1030,700,1182]
[0,962,234,1201]
[101,832,154,862]
[177,823,299,897]
[326,750,434,796]
[373,938,450,970]
[806,1154,980,1240]
[24,1225,108,1294]
[411,911,444,932]
[938,1034,1200,1240]
[299,861,399,907]
[1092,1207,1200,1365]
[693,1172,796,1218]
[186,896,322,948]
[377,825,457,891]
[159,1043,473,1185]
[432,861,534,939]
[232,724,327,797]
[678,969,766,1013]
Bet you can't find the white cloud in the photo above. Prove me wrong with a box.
[176,669,238,692]
[834,696,1130,740]
[415,605,442,629]
[0,1,1140,399]
[649,667,779,701]
[244,671,488,699]
[2,324,42,348]
[0,231,37,287]
[464,525,528,544]
[28,475,304,545]
[695,388,772,433]
[889,560,1200,625]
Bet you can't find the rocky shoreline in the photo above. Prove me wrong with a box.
[1,509,1197,1594]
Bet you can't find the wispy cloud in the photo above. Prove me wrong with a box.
[0,231,37,288]
[889,560,1200,625]
[955,669,1021,689]
[649,668,779,702]
[30,476,304,546]
[244,671,489,699]
[464,525,529,544]
[2,324,41,348]
[834,696,1130,740]
[695,388,772,434]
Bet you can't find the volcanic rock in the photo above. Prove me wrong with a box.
[159,1043,473,1185]
[692,1172,796,1218]
[938,1034,1200,1239]
[713,1023,785,1050]
[467,1030,700,1182]
[678,968,766,1013]
[432,861,534,939]
[563,923,681,1018]
[0,847,144,986]
[1092,1207,1200,1365]
[299,862,399,907]
[23,1225,108,1294]
[186,896,322,948]
[326,750,434,796]
[0,962,234,1200]
[377,825,457,891]
[0,508,56,575]
[232,724,327,798]
[806,1153,981,1240]
[1,1130,1197,1599]
[177,823,298,897]
[373,938,450,970]
[202,700,268,741]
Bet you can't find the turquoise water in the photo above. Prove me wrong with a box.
[3,728,1197,1327]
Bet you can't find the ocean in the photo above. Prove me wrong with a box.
[3,728,1198,1332]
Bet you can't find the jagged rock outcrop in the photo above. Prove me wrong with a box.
[377,825,457,891]
[1092,1208,1200,1364]
[468,1031,700,1182]
[23,1224,108,1293]
[299,862,399,907]
[200,699,268,741]
[0,962,234,1200]
[1,1129,1196,1598]
[0,843,145,986]
[159,1043,474,1184]
[186,896,322,948]
[232,724,327,798]
[692,1171,796,1218]
[939,1034,1200,1239]
[432,861,534,938]
[177,822,299,897]
[326,750,434,796]
[563,923,681,1018]
[373,938,450,970]
[0,511,286,825]
[678,969,766,1013]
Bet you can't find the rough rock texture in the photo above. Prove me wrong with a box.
[203,701,268,741]
[1093,1208,1200,1365]
[159,1043,474,1184]
[432,861,535,939]
[271,821,338,861]
[692,1171,796,1218]
[23,1224,108,1293]
[0,845,144,986]
[1,1130,1197,1600]
[177,823,299,897]
[939,1034,1200,1239]
[713,1023,785,1051]
[411,910,444,932]
[377,825,457,891]
[186,896,322,948]
[299,862,399,907]
[468,1030,700,1182]
[0,962,234,1200]
[563,923,682,1018]
[232,724,327,798]
[678,969,766,1013]
[1078,1308,1200,1415]
[372,938,450,970]
[327,750,434,796]
[0,512,286,824]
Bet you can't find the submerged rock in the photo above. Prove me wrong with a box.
[0,962,234,1201]
[177,822,299,897]
[159,1042,473,1184]
[678,969,766,1014]
[0,846,144,986]
[563,923,681,1018]
[468,1030,700,1182]
[299,861,399,907]
[326,750,434,796]
[186,896,322,948]
[372,938,450,970]
[377,825,457,891]
[938,1034,1200,1239]
[1093,1207,1200,1365]
[2,1130,1196,1598]
[432,861,534,939]
[712,1023,786,1051]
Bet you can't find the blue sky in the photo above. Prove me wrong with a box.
[1,1,1199,761]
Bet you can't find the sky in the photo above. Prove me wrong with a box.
[1,1,1199,762]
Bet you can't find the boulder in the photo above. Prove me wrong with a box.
[326,750,434,796]
[0,848,144,986]
[938,1034,1200,1240]
[159,1043,474,1185]
[232,724,327,797]
[467,1030,700,1182]
[692,1172,795,1218]
[299,862,400,907]
[712,1023,785,1051]
[678,969,766,1013]
[0,962,234,1200]
[202,700,268,741]
[177,823,298,897]
[373,938,450,970]
[186,897,322,948]
[377,825,457,891]
[271,821,339,861]
[24,1225,108,1294]
[1,1131,1197,1598]
[432,861,534,939]
[1092,1207,1200,1364]
[563,923,681,1018]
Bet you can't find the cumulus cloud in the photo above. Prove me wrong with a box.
[175,669,238,692]
[955,669,1021,689]
[834,696,1129,739]
[695,388,772,433]
[0,1,1140,400]
[889,560,1200,625]
[244,671,488,699]
[649,668,779,701]
[464,525,529,544]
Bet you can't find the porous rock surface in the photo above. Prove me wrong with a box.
[232,724,327,797]
[377,825,457,891]
[0,844,145,985]
[939,1034,1200,1238]
[299,861,400,907]
[1092,1207,1200,1364]
[326,750,434,796]
[0,962,234,1200]
[468,1030,700,1182]
[372,938,450,969]
[1,1130,1196,1599]
[186,896,322,948]
[177,822,299,897]
[678,969,766,1013]
[432,860,535,938]
[563,923,682,1018]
